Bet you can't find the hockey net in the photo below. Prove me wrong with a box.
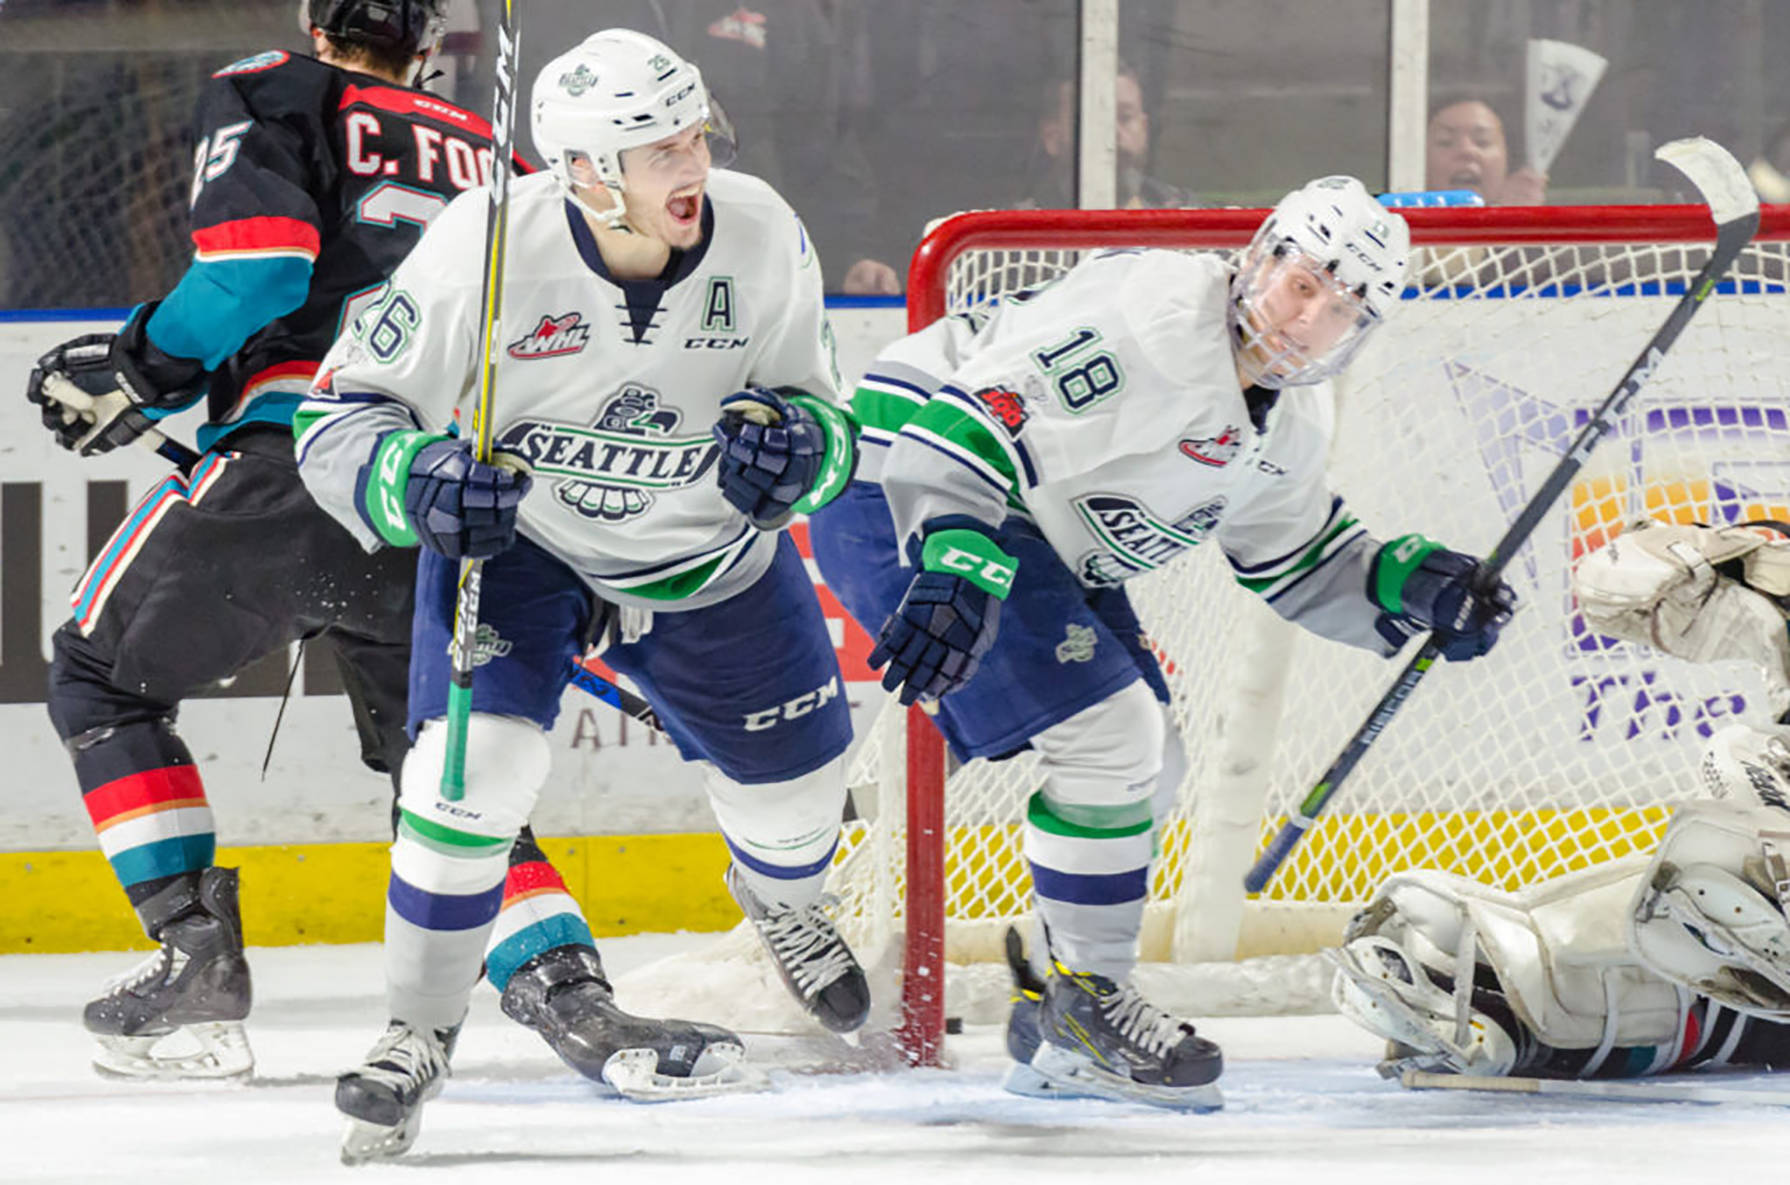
[620,204,1790,1064]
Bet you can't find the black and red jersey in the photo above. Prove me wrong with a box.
[142,49,523,449]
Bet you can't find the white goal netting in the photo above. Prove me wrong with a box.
[621,209,1790,1053]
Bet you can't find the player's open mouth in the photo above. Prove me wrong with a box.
[1448,169,1482,188]
[667,189,702,225]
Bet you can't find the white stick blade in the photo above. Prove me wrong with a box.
[1655,137,1759,227]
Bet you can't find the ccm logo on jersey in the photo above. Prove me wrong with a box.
[972,385,1030,437]
[743,676,841,731]
[1178,425,1244,467]
[508,313,592,359]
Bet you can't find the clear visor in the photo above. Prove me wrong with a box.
[1229,244,1381,389]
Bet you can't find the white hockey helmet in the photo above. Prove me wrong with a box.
[531,29,716,224]
[1229,175,1411,388]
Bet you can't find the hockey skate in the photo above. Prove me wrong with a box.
[336,1020,458,1164]
[727,864,871,1033]
[998,927,1096,1099]
[83,866,253,1080]
[500,945,763,1099]
[1024,959,1224,1111]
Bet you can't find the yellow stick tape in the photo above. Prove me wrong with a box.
[0,833,741,954]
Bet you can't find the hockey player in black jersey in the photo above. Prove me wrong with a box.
[25,1,735,1096]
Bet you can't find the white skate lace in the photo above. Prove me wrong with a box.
[101,944,180,995]
[1099,984,1189,1059]
[351,1024,449,1094]
[756,896,855,997]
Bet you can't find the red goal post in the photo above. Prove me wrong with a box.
[888,202,1790,1065]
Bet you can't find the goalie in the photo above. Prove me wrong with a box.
[1333,519,1790,1081]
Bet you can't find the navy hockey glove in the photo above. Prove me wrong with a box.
[869,520,1018,705]
[713,386,858,530]
[358,432,532,559]
[1369,533,1517,661]
[25,306,205,457]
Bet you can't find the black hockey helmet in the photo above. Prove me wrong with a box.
[306,0,446,57]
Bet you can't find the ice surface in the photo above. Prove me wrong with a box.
[3,936,1785,1184]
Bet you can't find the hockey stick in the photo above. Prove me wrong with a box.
[52,371,662,738]
[40,374,201,472]
[1243,137,1761,894]
[1401,1069,1790,1107]
[566,661,663,732]
[440,0,522,802]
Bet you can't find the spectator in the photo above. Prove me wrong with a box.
[1017,62,1199,211]
[1425,97,1548,206]
[840,61,1197,295]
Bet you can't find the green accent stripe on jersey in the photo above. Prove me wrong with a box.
[850,381,928,435]
[291,407,330,441]
[1025,791,1154,839]
[906,398,1019,492]
[1233,512,1363,597]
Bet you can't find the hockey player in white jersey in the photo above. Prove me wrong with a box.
[807,176,1517,1110]
[1332,519,1790,1082]
[295,29,866,1159]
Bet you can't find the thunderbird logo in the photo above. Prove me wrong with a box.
[495,386,717,523]
[1179,425,1244,467]
[508,313,591,360]
[559,64,598,97]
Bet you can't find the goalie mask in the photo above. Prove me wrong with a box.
[531,29,738,232]
[1229,176,1410,389]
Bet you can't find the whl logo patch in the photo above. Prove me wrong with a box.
[1178,425,1244,467]
[509,313,592,360]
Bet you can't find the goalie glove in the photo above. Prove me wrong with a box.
[1369,534,1517,661]
[712,386,858,530]
[868,517,1017,706]
[1572,520,1790,717]
[25,305,206,457]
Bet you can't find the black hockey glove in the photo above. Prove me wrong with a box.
[1369,534,1517,662]
[713,386,858,530]
[396,437,532,560]
[869,518,1017,705]
[25,306,205,457]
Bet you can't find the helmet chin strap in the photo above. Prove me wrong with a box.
[562,174,636,234]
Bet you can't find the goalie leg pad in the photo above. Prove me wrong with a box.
[1631,800,1790,1020]
[1700,722,1790,812]
[1335,864,1690,1077]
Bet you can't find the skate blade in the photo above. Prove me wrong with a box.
[340,1113,422,1166]
[1001,1060,1098,1100]
[91,1022,254,1081]
[601,1042,770,1101]
[1028,1042,1224,1113]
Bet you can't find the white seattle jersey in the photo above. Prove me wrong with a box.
[297,167,841,610]
[867,249,1391,652]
